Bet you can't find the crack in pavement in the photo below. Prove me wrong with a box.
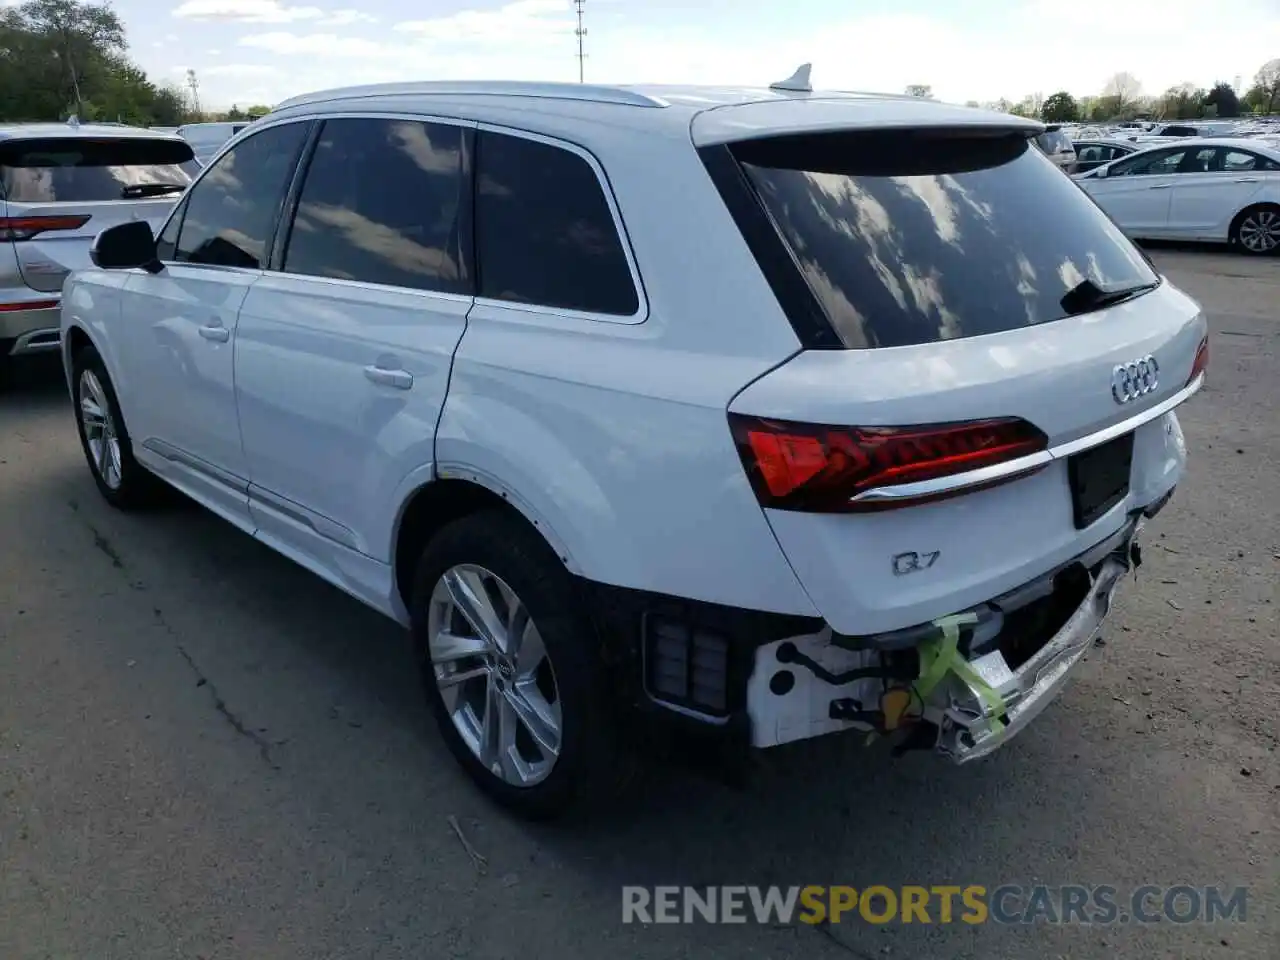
[65,495,282,770]
[175,642,281,771]
[87,524,124,569]
[67,498,125,570]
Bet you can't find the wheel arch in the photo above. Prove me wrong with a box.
[1229,201,1280,247]
[62,323,97,391]
[391,474,581,620]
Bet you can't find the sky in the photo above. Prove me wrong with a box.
[93,0,1280,110]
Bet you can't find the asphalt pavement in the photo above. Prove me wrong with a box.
[1,249,1277,960]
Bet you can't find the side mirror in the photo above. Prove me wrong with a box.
[90,221,162,273]
[1094,165,1109,179]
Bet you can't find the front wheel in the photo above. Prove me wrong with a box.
[1232,205,1280,256]
[71,346,163,509]
[410,509,628,820]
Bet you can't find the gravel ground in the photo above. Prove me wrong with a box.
[1,249,1276,960]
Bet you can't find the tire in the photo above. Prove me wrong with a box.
[410,509,628,820]
[71,345,164,510]
[1231,204,1280,256]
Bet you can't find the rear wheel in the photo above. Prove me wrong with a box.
[71,346,163,509]
[410,509,627,820]
[1232,204,1280,256]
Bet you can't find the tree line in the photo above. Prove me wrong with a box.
[0,0,263,126]
[907,61,1280,124]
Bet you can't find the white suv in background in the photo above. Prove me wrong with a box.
[0,122,194,385]
[61,76,1206,820]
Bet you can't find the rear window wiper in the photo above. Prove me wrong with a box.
[1060,278,1159,316]
[120,182,187,199]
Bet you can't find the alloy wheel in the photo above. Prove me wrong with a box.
[79,369,123,490]
[427,563,563,787]
[1239,209,1280,253]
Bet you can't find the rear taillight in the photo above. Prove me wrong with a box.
[0,215,91,241]
[729,414,1049,513]
[0,299,60,312]
[1187,336,1208,385]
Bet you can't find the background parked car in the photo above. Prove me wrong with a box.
[1072,137,1142,174]
[176,121,249,166]
[0,121,194,386]
[1034,124,1077,172]
[1076,137,1280,255]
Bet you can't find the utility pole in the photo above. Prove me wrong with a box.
[186,68,201,118]
[573,0,586,83]
[54,34,83,118]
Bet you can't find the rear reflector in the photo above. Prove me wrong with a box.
[1187,335,1208,385]
[0,299,60,312]
[729,413,1049,512]
[0,215,91,241]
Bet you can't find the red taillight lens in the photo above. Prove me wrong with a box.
[1187,336,1208,385]
[0,299,60,312]
[0,215,91,241]
[729,414,1049,512]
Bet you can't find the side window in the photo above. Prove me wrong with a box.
[155,198,186,261]
[1220,149,1265,172]
[1184,147,1217,173]
[1076,145,1103,164]
[281,117,471,294]
[475,131,639,316]
[174,121,309,269]
[1114,149,1187,177]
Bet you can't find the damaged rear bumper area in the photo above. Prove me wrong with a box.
[745,509,1154,761]
[930,519,1140,763]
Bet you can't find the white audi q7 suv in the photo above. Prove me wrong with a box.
[60,74,1207,820]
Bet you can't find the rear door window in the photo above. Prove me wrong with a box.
[474,130,639,316]
[732,130,1158,349]
[280,117,472,294]
[173,120,310,269]
[0,137,194,203]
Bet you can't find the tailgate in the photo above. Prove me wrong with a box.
[7,200,178,292]
[730,285,1205,636]
[1,134,192,292]
[711,124,1207,636]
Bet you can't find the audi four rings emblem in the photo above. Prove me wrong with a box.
[1111,355,1159,404]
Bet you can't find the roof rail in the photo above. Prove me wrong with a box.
[273,80,670,112]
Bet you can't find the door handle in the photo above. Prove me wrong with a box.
[1234,177,1259,183]
[364,365,413,389]
[1147,184,1172,190]
[198,324,230,342]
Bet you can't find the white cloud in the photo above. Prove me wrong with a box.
[321,10,377,26]
[202,63,281,77]
[395,0,570,44]
[173,0,324,24]
[214,1,1280,111]
[239,32,388,58]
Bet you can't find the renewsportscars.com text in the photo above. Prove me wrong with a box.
[621,885,1248,926]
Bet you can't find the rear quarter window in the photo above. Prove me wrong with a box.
[730,130,1157,349]
[475,131,639,316]
[0,137,194,203]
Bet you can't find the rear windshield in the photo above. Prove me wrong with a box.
[0,137,195,203]
[733,130,1158,349]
